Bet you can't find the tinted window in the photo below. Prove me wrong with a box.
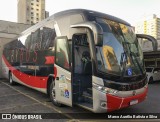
[73,34,88,46]
[55,38,70,70]
[95,18,144,77]
[41,22,56,50]
[19,22,56,51]
[145,68,153,72]
[19,33,31,50]
[3,39,19,64]
[30,29,40,51]
[154,68,160,72]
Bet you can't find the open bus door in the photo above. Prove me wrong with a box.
[54,36,72,107]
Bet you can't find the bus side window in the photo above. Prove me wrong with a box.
[30,29,40,51]
[41,22,56,50]
[55,38,70,70]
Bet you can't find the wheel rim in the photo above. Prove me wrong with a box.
[51,82,56,101]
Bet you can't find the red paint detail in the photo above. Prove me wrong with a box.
[2,55,48,89]
[106,87,148,112]
[64,60,70,69]
[54,66,57,78]
[20,48,23,63]
[45,56,54,64]
[33,50,37,62]
[64,52,70,69]
[61,49,70,69]
[26,49,30,62]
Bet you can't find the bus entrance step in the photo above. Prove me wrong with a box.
[86,88,92,95]
[76,102,93,110]
[82,91,93,104]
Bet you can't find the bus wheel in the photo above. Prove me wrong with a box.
[50,80,62,107]
[9,72,15,85]
[149,77,153,84]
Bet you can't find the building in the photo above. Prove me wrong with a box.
[0,20,30,78]
[17,0,49,24]
[135,14,160,51]
[45,11,49,18]
[135,14,160,40]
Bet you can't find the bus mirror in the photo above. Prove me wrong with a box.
[71,22,103,46]
[136,34,158,51]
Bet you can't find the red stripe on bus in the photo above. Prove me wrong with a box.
[2,55,48,88]
[106,87,148,112]
[45,56,54,64]
[54,66,57,78]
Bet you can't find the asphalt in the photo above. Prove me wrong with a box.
[0,79,160,122]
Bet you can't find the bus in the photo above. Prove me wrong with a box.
[2,9,157,113]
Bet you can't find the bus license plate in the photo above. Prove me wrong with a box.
[130,100,138,105]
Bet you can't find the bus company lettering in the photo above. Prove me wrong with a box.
[9,43,41,63]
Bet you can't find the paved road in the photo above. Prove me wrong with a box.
[115,81,160,113]
[0,79,160,121]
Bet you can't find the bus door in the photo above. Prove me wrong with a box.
[54,36,72,106]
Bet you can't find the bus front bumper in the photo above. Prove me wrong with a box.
[106,87,148,112]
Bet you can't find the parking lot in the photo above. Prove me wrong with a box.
[0,79,160,121]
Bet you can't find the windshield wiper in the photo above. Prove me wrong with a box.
[120,52,128,79]
[122,41,144,76]
[129,51,143,75]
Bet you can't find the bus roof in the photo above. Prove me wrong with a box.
[21,9,131,35]
[54,9,131,26]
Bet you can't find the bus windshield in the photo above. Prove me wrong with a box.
[96,18,144,77]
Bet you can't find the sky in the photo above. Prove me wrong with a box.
[0,0,160,25]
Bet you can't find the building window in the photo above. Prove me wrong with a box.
[36,18,39,21]
[36,13,39,16]
[31,8,34,10]
[36,4,39,7]
[36,9,39,11]
[36,0,39,2]
[27,7,29,11]
[31,3,34,5]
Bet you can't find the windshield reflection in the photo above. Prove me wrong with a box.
[96,18,144,77]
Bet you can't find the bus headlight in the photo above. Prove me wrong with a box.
[93,83,118,95]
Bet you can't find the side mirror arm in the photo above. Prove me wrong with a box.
[136,34,158,51]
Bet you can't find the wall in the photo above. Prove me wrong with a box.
[0,20,31,78]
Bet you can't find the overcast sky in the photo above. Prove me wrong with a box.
[0,0,160,25]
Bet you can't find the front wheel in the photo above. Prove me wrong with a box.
[49,80,62,107]
[9,72,15,85]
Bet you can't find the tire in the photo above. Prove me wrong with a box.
[49,80,62,107]
[9,72,16,85]
[149,77,153,84]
